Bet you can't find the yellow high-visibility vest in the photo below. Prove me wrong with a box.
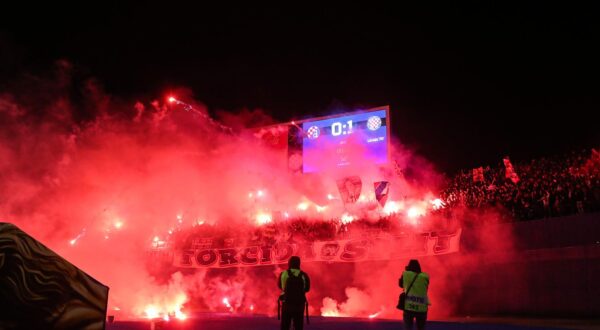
[280,268,304,291]
[402,270,429,312]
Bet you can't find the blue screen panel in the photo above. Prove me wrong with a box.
[301,109,388,173]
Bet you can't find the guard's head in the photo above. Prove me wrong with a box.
[288,256,301,269]
[406,259,421,273]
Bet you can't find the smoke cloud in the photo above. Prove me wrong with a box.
[0,61,517,321]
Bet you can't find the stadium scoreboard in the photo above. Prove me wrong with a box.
[290,106,390,173]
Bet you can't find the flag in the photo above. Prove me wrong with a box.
[336,176,362,204]
[254,126,288,150]
[254,125,290,171]
[503,157,520,183]
[582,148,600,176]
[472,167,484,183]
[373,181,390,207]
[393,160,405,180]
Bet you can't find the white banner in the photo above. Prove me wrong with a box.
[171,229,462,268]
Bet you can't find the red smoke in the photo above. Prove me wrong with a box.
[0,61,516,321]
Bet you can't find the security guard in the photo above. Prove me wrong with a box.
[278,256,310,330]
[399,259,429,330]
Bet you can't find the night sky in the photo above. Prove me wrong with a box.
[1,3,598,173]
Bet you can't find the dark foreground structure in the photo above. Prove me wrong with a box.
[105,314,599,330]
[0,223,109,330]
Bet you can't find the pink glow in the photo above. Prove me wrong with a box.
[0,70,519,321]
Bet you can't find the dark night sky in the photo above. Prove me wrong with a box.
[1,2,598,173]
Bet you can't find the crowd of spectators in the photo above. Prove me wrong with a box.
[173,216,398,249]
[166,149,600,249]
[440,149,600,221]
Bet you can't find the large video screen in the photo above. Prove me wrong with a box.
[300,107,390,173]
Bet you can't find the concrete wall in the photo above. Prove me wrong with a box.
[454,213,600,317]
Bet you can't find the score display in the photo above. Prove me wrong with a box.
[300,107,390,173]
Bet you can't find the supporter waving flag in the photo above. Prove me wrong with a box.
[503,157,520,184]
[582,148,600,175]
